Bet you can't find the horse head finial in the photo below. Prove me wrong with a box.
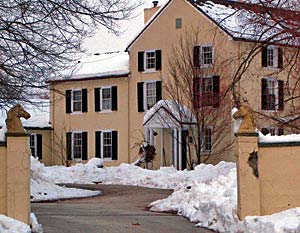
[5,104,31,133]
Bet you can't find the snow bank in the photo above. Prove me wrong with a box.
[43,160,234,189]
[31,157,100,201]
[231,107,242,134]
[0,215,31,233]
[30,213,43,233]
[149,165,300,233]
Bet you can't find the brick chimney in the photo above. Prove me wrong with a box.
[144,1,160,24]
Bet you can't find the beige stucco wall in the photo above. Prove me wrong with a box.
[259,144,300,215]
[0,135,31,225]
[27,129,53,166]
[0,145,7,215]
[237,135,300,219]
[50,77,129,166]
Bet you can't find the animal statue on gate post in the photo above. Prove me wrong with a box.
[233,98,256,133]
[5,104,31,133]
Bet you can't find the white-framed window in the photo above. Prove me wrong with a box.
[267,46,278,68]
[72,89,82,112]
[145,50,156,70]
[201,44,214,67]
[266,78,278,110]
[144,81,157,110]
[102,131,112,159]
[203,127,212,152]
[30,134,37,158]
[72,132,83,160]
[101,87,112,111]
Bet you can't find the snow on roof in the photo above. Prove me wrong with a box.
[59,52,130,81]
[0,99,51,130]
[193,0,299,44]
[143,100,196,128]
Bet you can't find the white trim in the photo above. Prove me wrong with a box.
[143,80,157,111]
[199,44,214,68]
[30,133,38,158]
[144,50,157,72]
[178,129,182,170]
[100,130,113,161]
[71,131,83,161]
[71,89,83,113]
[265,77,279,111]
[266,45,279,69]
[100,85,112,112]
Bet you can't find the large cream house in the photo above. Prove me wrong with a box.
[45,0,298,169]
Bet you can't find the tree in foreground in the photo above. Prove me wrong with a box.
[0,0,136,107]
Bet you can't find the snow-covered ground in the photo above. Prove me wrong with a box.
[31,157,101,202]
[31,157,300,232]
[0,215,31,233]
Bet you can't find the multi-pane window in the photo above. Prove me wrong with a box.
[266,79,277,110]
[102,132,112,159]
[101,87,112,110]
[30,134,37,158]
[73,132,82,160]
[204,127,212,151]
[72,90,82,112]
[201,45,213,66]
[267,47,275,67]
[145,82,157,110]
[202,77,213,106]
[261,127,284,136]
[145,51,156,70]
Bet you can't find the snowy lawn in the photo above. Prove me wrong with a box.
[32,158,300,232]
[31,157,101,202]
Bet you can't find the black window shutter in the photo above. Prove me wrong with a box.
[66,90,72,113]
[278,128,284,136]
[138,51,145,72]
[66,132,72,160]
[261,78,267,110]
[137,82,144,112]
[278,48,283,68]
[112,131,118,161]
[193,46,200,68]
[213,76,220,108]
[111,86,118,111]
[155,50,162,70]
[278,80,284,111]
[82,132,88,160]
[193,77,200,109]
[261,128,269,136]
[82,89,88,112]
[156,81,162,102]
[261,46,268,67]
[95,131,101,158]
[94,88,101,112]
[36,134,43,160]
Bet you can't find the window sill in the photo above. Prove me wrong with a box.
[200,64,213,68]
[99,110,113,114]
[70,111,84,115]
[103,158,113,162]
[143,69,157,74]
[264,66,280,70]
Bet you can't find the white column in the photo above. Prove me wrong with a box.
[160,128,164,167]
[174,128,178,169]
[178,129,182,170]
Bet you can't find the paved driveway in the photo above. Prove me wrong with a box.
[32,184,213,233]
